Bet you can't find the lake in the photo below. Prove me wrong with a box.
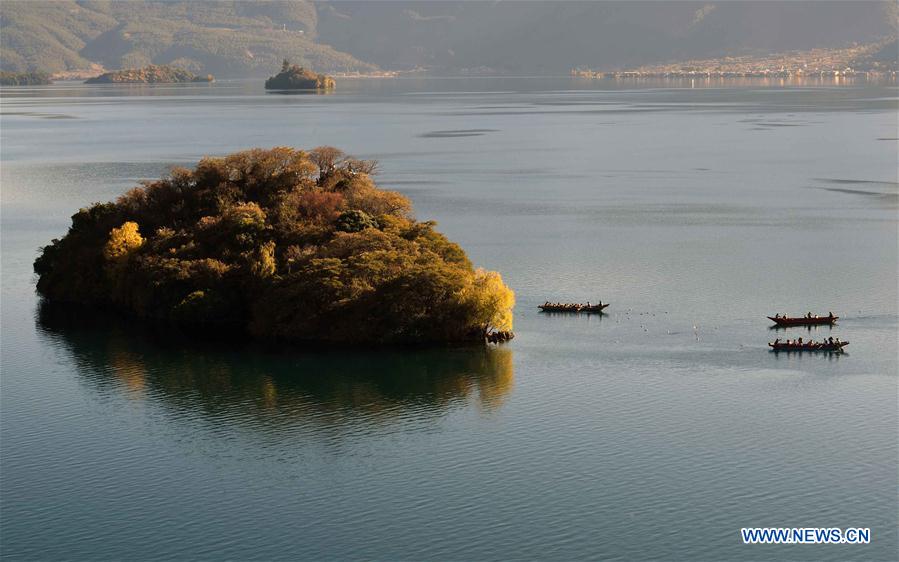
[1,77,896,560]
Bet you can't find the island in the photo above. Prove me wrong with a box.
[85,65,214,84]
[265,60,335,90]
[0,71,52,86]
[34,147,515,345]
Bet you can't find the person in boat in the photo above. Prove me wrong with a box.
[797,337,803,347]
[774,313,780,319]
[785,339,792,345]
[828,311,834,319]
[807,312,812,318]
[774,338,780,345]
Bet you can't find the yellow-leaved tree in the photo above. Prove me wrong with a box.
[103,221,144,261]
[103,221,145,306]
[463,269,515,333]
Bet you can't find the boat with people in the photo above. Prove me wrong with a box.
[768,337,848,352]
[768,312,838,326]
[538,301,609,313]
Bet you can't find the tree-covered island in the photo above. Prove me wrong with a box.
[34,147,514,344]
[0,71,52,86]
[85,65,214,84]
[265,60,336,90]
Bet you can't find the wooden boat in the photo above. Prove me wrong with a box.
[768,315,837,326]
[538,303,609,313]
[768,341,848,352]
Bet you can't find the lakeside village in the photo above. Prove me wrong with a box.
[572,67,896,80]
[573,42,898,80]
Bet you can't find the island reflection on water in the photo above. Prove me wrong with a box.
[36,303,514,427]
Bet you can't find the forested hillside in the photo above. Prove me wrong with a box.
[1,0,895,77]
[0,1,374,76]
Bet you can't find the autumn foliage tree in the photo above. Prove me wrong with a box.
[103,221,144,261]
[34,147,515,344]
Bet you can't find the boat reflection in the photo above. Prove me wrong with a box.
[768,323,835,332]
[36,303,514,425]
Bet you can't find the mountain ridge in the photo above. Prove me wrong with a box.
[0,1,374,77]
[1,1,895,77]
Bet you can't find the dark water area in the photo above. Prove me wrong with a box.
[1,77,897,560]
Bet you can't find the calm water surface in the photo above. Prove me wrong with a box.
[1,77,897,560]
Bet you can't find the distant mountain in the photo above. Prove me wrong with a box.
[1,1,895,77]
[0,1,374,77]
[315,0,897,73]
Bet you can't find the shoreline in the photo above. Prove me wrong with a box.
[572,69,897,80]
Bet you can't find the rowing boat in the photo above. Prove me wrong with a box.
[767,315,837,326]
[768,341,848,352]
[539,303,609,313]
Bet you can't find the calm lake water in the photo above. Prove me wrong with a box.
[1,77,897,560]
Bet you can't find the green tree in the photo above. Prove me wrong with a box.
[335,210,378,233]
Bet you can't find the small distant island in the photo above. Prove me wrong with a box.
[85,65,214,84]
[0,71,52,86]
[265,60,335,90]
[34,147,514,344]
